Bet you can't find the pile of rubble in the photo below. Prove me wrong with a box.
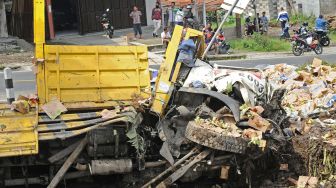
[263,58,336,187]
[179,58,335,187]
[326,15,336,30]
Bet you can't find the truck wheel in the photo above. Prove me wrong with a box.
[185,121,248,154]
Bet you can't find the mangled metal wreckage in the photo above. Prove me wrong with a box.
[1,1,336,187]
[0,24,284,187]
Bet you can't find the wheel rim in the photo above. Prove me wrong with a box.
[322,38,330,46]
[292,44,303,56]
[314,45,323,54]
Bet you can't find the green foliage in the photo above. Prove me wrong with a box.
[126,124,145,155]
[290,14,316,27]
[330,31,336,42]
[269,14,316,28]
[229,34,291,52]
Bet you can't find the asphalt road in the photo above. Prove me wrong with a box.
[210,53,336,68]
[1,53,335,101]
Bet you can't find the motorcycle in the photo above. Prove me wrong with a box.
[291,30,323,56]
[97,9,114,39]
[314,29,330,46]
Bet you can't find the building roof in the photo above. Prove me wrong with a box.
[161,0,224,10]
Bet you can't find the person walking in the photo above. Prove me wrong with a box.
[152,3,162,37]
[277,7,289,34]
[260,12,269,35]
[130,6,142,39]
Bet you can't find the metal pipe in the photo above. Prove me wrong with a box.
[202,0,206,26]
[4,67,15,104]
[202,0,240,59]
[145,161,167,168]
[141,146,201,188]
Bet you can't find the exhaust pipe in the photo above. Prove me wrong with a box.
[90,159,133,175]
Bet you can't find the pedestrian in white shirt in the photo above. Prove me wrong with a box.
[161,27,171,48]
[175,8,184,26]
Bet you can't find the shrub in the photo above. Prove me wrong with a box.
[229,34,291,52]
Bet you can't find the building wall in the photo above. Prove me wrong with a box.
[244,0,290,19]
[145,0,156,26]
[295,0,320,17]
[320,0,336,15]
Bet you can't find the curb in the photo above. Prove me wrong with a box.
[207,54,247,61]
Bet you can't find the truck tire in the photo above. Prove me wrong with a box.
[185,121,248,154]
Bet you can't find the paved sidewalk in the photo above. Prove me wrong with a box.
[51,26,163,46]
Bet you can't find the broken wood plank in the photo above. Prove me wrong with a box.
[47,138,87,188]
[48,140,81,164]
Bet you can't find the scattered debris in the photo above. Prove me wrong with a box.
[41,99,67,120]
[11,100,30,114]
[297,176,319,188]
[326,15,336,30]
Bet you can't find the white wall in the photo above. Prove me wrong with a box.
[295,0,320,17]
[145,0,156,26]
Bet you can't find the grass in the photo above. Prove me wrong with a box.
[229,34,291,52]
[210,15,239,29]
[330,31,336,42]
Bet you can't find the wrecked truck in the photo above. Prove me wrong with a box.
[2,1,335,188]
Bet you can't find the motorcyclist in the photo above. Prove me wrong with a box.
[184,5,194,27]
[315,15,327,32]
[184,5,194,20]
[298,22,312,48]
[299,22,309,35]
[314,15,330,46]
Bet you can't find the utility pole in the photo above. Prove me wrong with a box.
[202,0,206,26]
[0,0,8,38]
[235,13,242,38]
[202,0,240,59]
[252,0,259,32]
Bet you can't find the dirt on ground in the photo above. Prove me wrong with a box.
[0,38,34,70]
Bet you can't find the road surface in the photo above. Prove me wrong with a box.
[1,53,336,101]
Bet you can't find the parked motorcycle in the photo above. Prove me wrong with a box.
[97,9,114,39]
[314,29,330,46]
[291,30,323,56]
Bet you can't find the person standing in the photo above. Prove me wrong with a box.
[130,6,142,39]
[167,2,178,29]
[152,3,162,37]
[254,13,261,32]
[260,12,269,35]
[175,8,184,26]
